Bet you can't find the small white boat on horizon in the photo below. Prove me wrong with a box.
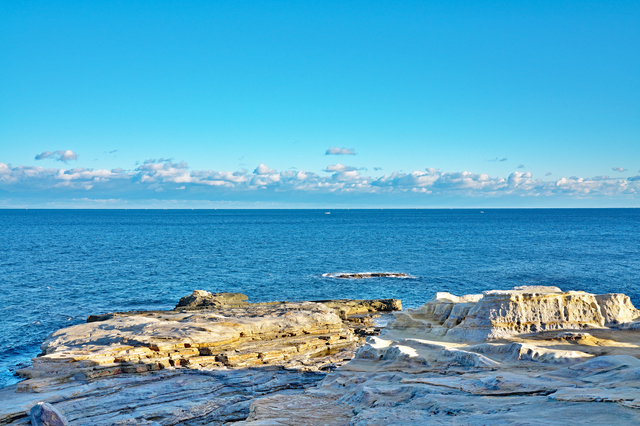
[325,212,331,214]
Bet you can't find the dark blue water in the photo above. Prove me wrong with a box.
[1,209,640,387]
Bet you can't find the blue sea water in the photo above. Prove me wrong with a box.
[1,209,640,387]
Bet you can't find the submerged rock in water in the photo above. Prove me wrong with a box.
[240,286,640,425]
[331,272,408,279]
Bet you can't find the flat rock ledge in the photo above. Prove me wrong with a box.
[239,286,640,425]
[0,292,400,425]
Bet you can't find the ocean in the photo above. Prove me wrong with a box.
[1,208,639,387]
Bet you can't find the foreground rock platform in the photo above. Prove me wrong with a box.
[4,286,640,425]
[0,292,400,425]
[239,286,640,425]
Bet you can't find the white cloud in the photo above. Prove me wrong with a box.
[2,159,640,202]
[507,171,532,187]
[254,164,277,175]
[612,167,627,172]
[545,172,552,176]
[324,164,358,172]
[374,171,440,188]
[331,170,363,182]
[325,147,356,155]
[135,159,191,184]
[55,168,115,182]
[35,150,79,163]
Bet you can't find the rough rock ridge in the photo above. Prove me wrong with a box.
[392,285,640,340]
[239,286,640,425]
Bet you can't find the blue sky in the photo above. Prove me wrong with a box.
[1,1,639,207]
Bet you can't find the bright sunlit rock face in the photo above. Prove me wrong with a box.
[240,286,640,425]
[391,285,639,341]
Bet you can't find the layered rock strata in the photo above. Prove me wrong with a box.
[0,292,400,425]
[240,286,640,425]
[3,367,326,425]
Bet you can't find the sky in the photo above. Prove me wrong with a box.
[1,0,639,208]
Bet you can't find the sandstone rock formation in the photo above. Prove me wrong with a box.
[240,286,640,425]
[392,285,640,341]
[176,290,249,309]
[311,298,402,321]
[4,286,640,425]
[2,367,326,425]
[0,292,400,425]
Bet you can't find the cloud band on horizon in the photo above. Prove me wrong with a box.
[2,159,639,204]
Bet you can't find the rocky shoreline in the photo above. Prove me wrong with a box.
[0,291,401,425]
[3,286,640,425]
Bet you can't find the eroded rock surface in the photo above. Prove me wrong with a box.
[392,285,640,340]
[6,286,640,425]
[240,286,640,425]
[0,292,400,425]
[176,290,250,309]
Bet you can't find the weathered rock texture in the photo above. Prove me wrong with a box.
[240,286,640,425]
[176,291,250,309]
[29,402,68,426]
[392,285,640,341]
[0,292,400,425]
[3,367,326,425]
[5,286,640,425]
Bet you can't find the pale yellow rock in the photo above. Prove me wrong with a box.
[242,286,640,425]
[596,293,640,326]
[391,285,640,342]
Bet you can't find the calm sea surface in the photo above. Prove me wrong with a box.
[1,209,639,387]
